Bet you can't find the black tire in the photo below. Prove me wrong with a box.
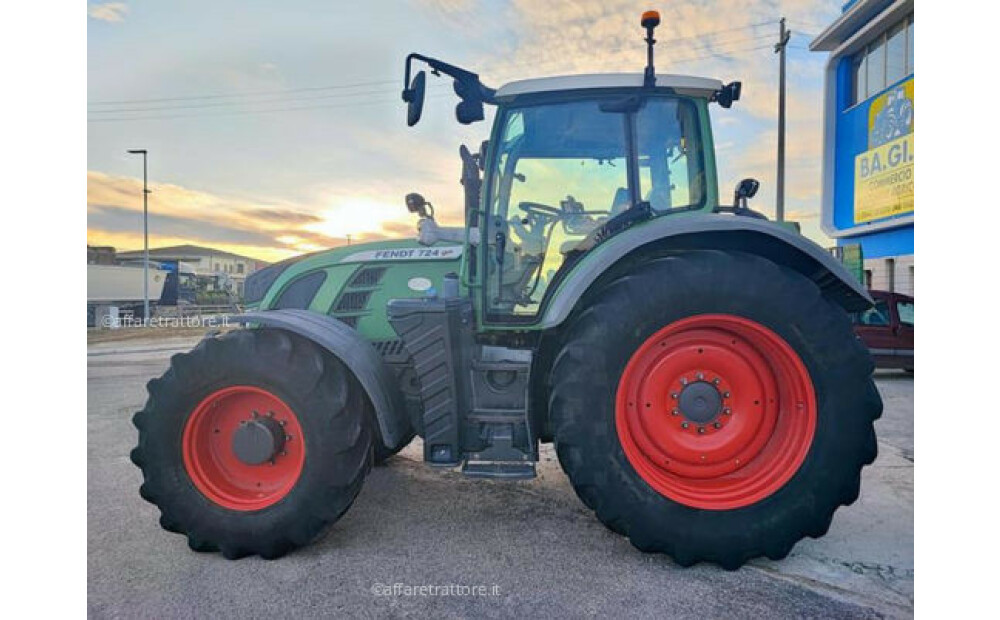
[130,328,373,559]
[549,250,882,569]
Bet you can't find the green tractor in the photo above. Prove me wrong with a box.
[131,12,881,569]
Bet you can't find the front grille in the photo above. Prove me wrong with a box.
[348,266,387,288]
[335,290,372,312]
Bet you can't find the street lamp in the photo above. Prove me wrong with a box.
[127,149,150,322]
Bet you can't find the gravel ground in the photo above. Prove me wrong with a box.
[88,335,913,619]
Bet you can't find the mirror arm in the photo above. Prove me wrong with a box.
[404,53,496,104]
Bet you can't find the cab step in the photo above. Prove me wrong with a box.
[461,461,536,480]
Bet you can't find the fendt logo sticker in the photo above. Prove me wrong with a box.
[339,246,463,263]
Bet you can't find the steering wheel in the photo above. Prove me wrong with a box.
[518,201,562,219]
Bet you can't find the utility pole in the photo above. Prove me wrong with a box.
[774,17,790,222]
[127,149,150,322]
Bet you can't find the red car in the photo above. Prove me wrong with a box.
[852,290,914,371]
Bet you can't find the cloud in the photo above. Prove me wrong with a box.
[88,204,280,248]
[86,170,424,261]
[244,208,323,225]
[88,2,128,23]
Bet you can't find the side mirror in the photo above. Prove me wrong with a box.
[733,178,760,209]
[403,71,426,127]
[453,79,485,124]
[714,81,742,108]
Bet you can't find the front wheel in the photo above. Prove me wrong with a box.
[131,328,373,559]
[549,250,882,569]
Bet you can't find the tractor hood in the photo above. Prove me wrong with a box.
[244,238,463,313]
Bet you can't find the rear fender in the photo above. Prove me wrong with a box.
[229,309,409,449]
[541,214,873,329]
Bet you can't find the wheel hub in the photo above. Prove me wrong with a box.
[677,381,722,424]
[232,414,287,465]
[182,386,305,511]
[615,314,817,510]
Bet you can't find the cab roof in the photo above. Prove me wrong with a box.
[495,73,723,100]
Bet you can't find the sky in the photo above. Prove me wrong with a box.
[88,0,845,263]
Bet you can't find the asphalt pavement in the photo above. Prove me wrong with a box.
[88,335,913,619]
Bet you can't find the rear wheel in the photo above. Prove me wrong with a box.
[131,328,373,559]
[549,250,881,569]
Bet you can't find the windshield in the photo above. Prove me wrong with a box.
[485,96,706,318]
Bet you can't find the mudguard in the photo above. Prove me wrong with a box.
[540,213,874,329]
[229,309,410,449]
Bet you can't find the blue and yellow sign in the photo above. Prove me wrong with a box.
[854,78,914,223]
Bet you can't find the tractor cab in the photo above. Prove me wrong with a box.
[401,16,743,324]
[483,74,722,318]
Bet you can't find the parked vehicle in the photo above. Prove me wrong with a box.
[852,290,913,372]
[86,264,169,325]
[130,12,881,569]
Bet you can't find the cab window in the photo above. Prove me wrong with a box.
[485,96,705,320]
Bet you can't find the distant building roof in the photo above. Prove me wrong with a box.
[810,0,899,51]
[117,244,267,264]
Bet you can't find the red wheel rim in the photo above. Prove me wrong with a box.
[182,385,305,511]
[615,314,816,510]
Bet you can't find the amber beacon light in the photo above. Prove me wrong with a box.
[641,10,661,87]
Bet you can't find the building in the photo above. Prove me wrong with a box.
[87,245,117,265]
[811,0,913,295]
[115,244,268,298]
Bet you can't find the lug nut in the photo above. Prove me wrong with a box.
[680,378,689,385]
[723,391,731,398]
[696,372,704,380]
[713,422,722,429]
[723,408,731,415]
[713,378,721,385]
[671,392,679,399]
[671,408,679,416]
[697,426,705,434]
[681,422,689,429]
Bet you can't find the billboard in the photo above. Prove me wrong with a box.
[853,78,914,224]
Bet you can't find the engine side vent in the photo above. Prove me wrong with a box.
[336,315,359,329]
[348,266,387,288]
[335,290,372,312]
[271,271,327,310]
[373,339,407,360]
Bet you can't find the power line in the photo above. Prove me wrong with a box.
[88,79,399,106]
[88,19,780,110]
[89,82,455,114]
[88,40,775,124]
[655,19,778,48]
[89,86,403,114]
[88,92,454,123]
[88,20,787,124]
